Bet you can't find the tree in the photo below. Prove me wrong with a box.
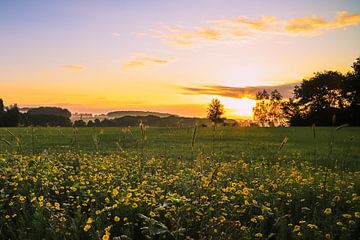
[3,104,20,127]
[207,98,224,126]
[74,119,86,127]
[288,71,348,125]
[343,57,360,125]
[0,98,4,126]
[253,90,286,126]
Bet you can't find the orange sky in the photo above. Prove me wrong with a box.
[1,1,360,118]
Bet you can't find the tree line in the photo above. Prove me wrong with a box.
[253,56,360,126]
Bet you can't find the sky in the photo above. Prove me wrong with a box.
[1,0,360,118]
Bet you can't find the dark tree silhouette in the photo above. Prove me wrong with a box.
[287,71,348,126]
[207,98,225,127]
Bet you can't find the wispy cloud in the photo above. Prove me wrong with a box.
[180,83,297,99]
[285,11,360,33]
[123,56,174,69]
[161,11,360,46]
[62,65,84,71]
[112,32,121,37]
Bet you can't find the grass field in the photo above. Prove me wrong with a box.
[0,127,360,239]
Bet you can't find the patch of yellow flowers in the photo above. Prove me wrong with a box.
[0,152,359,239]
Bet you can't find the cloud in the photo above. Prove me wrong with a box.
[161,11,360,46]
[112,32,121,37]
[123,56,174,69]
[180,83,297,99]
[62,65,84,71]
[285,11,360,33]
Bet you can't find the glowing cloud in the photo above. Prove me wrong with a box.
[123,56,174,69]
[286,11,360,33]
[62,65,84,71]
[162,11,360,46]
[180,83,297,99]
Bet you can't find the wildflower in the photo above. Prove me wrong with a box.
[242,187,250,196]
[54,202,60,210]
[112,189,119,197]
[342,214,352,219]
[325,233,331,239]
[324,208,332,215]
[149,211,156,217]
[293,225,301,232]
[19,196,26,202]
[86,217,94,224]
[132,203,138,208]
[307,224,318,229]
[83,224,91,232]
[355,212,360,218]
[114,216,120,222]
[255,233,263,238]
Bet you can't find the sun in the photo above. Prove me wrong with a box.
[217,97,256,119]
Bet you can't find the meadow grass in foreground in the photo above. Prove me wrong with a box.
[0,127,360,239]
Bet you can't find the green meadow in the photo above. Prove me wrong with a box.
[1,127,359,170]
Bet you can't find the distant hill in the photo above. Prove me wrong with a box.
[106,111,176,118]
[27,107,71,118]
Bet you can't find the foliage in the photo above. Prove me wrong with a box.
[253,90,286,127]
[27,107,71,118]
[207,98,225,126]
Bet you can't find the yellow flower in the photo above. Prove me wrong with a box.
[149,211,156,217]
[324,208,332,215]
[114,216,120,222]
[255,233,263,238]
[293,225,301,232]
[102,234,110,240]
[307,224,318,229]
[86,217,94,224]
[257,215,265,221]
[19,196,26,202]
[83,224,91,232]
[342,214,352,219]
[112,189,119,197]
[96,210,101,215]
[355,212,360,218]
[242,187,250,196]
[132,203,138,208]
[325,233,331,239]
[54,202,60,210]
